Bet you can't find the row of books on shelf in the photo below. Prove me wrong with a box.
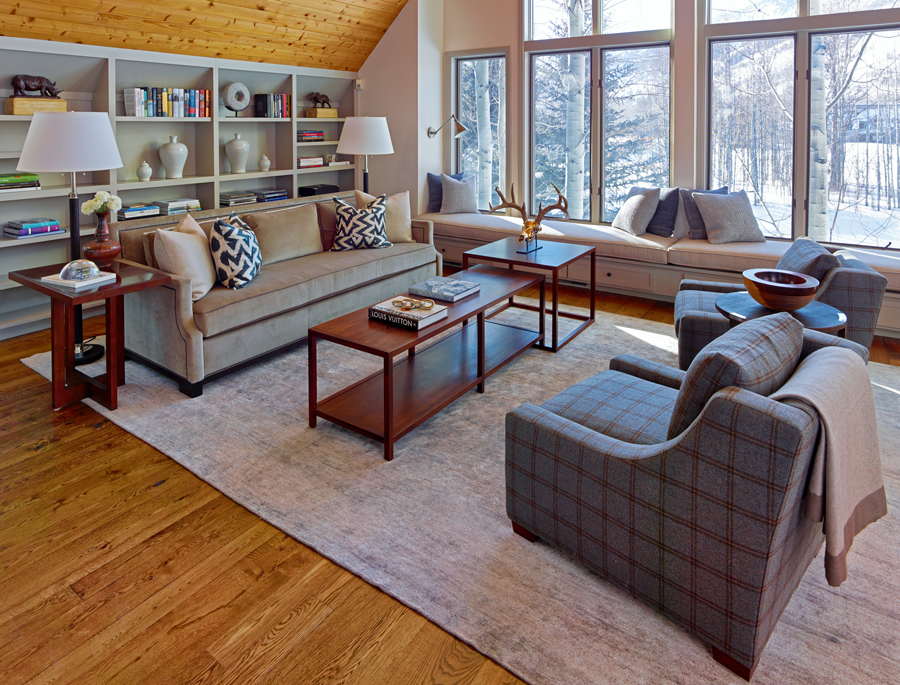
[123,88,212,118]
[4,217,62,240]
[367,278,482,331]
[116,199,201,220]
[253,94,291,119]
[0,174,40,194]
[298,157,350,169]
[220,189,288,207]
[298,130,325,142]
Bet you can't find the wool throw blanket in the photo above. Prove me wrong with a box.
[772,346,888,586]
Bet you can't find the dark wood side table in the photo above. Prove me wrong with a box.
[462,237,595,352]
[9,262,171,411]
[715,291,847,337]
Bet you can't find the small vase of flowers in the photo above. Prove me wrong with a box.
[81,191,123,268]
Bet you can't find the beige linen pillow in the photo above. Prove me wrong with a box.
[153,214,216,301]
[612,187,660,236]
[243,203,323,264]
[355,190,413,243]
[692,190,765,244]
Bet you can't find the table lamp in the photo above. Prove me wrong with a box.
[18,112,124,365]
[335,116,394,194]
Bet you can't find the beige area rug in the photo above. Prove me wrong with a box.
[22,306,900,685]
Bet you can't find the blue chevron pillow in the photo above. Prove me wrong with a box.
[209,212,262,289]
[331,195,392,251]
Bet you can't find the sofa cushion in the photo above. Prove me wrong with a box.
[268,242,437,304]
[356,190,413,243]
[427,171,463,213]
[613,187,660,236]
[645,187,680,237]
[192,269,310,337]
[332,195,391,250]
[679,186,728,240]
[693,190,766,245]
[243,203,322,265]
[210,213,262,289]
[421,212,676,265]
[835,247,900,290]
[776,236,840,283]
[542,369,676,445]
[668,313,803,438]
[667,237,790,272]
[154,216,216,302]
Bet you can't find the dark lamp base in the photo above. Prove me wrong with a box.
[74,342,104,366]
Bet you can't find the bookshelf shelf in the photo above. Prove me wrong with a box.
[297,165,355,176]
[296,118,346,123]
[220,169,295,181]
[0,226,96,249]
[296,141,339,147]
[116,175,216,191]
[223,117,292,123]
[115,117,212,123]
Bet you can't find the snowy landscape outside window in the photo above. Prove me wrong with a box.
[456,56,506,211]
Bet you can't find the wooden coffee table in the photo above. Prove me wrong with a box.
[308,265,545,461]
[715,291,847,337]
[462,237,595,352]
[9,261,171,411]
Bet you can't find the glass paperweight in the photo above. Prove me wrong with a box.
[59,259,100,281]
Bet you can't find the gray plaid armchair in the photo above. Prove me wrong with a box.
[674,236,887,369]
[505,314,869,680]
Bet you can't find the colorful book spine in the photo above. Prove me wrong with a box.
[5,224,60,235]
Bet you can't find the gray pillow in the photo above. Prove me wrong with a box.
[440,174,478,214]
[678,186,728,240]
[427,172,463,213]
[692,190,765,244]
[645,187,680,237]
[612,187,660,236]
[777,236,840,283]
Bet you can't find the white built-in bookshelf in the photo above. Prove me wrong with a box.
[0,36,358,339]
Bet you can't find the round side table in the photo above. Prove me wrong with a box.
[715,291,847,337]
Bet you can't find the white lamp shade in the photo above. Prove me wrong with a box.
[17,112,123,173]
[336,117,394,156]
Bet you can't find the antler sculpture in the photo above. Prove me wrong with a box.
[490,182,569,245]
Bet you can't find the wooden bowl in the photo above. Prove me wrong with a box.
[743,268,819,312]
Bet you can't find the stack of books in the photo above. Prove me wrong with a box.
[123,87,211,117]
[298,130,325,142]
[0,173,40,193]
[253,188,288,202]
[298,157,324,169]
[253,94,291,118]
[368,298,448,331]
[220,191,258,207]
[328,160,351,167]
[408,277,481,302]
[41,270,117,289]
[117,203,160,221]
[4,217,62,240]
[154,198,202,215]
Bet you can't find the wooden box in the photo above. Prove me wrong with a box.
[305,107,338,118]
[4,97,68,115]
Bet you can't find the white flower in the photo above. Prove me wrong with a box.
[108,196,122,212]
[81,191,122,215]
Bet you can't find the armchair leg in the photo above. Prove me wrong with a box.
[710,646,754,681]
[511,521,538,543]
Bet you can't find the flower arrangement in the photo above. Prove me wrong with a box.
[81,191,122,216]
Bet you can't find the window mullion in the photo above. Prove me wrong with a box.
[793,31,810,240]
[591,46,602,224]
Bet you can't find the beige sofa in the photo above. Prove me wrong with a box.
[420,211,900,336]
[116,195,441,397]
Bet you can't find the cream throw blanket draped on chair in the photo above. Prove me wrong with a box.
[772,347,888,586]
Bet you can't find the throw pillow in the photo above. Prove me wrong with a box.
[612,187,660,236]
[355,189,413,243]
[440,174,478,214]
[315,201,338,251]
[150,214,216,301]
[776,236,840,284]
[427,171,463,213]
[209,212,262,289]
[243,203,322,265]
[332,195,391,250]
[667,313,803,439]
[692,190,766,244]
[678,186,728,240]
[645,187,680,237]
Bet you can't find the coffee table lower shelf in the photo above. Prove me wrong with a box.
[313,319,540,457]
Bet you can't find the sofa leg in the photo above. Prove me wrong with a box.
[178,379,203,398]
[512,522,538,543]
[710,646,754,681]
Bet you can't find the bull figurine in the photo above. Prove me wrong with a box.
[12,75,62,98]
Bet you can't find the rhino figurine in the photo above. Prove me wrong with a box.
[12,75,62,98]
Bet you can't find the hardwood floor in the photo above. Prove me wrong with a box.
[1,286,897,685]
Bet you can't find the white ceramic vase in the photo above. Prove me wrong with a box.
[258,154,271,172]
[159,136,188,179]
[225,133,250,174]
[136,161,152,182]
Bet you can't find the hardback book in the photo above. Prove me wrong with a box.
[41,271,117,289]
[368,298,448,330]
[0,174,39,184]
[5,223,60,235]
[0,185,41,193]
[408,277,481,302]
[4,227,64,239]
[8,217,57,229]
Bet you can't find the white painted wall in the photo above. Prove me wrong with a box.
[418,0,445,214]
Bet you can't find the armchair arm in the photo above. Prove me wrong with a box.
[815,266,888,349]
[801,329,868,364]
[609,354,686,390]
[678,279,745,293]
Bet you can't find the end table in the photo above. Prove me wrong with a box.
[9,262,171,411]
[715,291,847,337]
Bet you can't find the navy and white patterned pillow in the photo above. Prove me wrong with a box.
[331,195,392,251]
[209,212,261,289]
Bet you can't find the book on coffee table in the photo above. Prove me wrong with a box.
[408,276,481,302]
[368,298,448,330]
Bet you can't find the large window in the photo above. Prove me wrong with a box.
[709,0,795,24]
[532,0,592,42]
[709,37,795,237]
[456,55,506,210]
[602,0,670,33]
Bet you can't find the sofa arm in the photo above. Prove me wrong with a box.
[119,258,205,383]
[609,354,685,390]
[801,329,869,364]
[411,218,434,245]
[815,266,888,350]
[679,279,745,293]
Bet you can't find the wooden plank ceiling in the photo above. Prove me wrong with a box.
[0,0,409,71]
